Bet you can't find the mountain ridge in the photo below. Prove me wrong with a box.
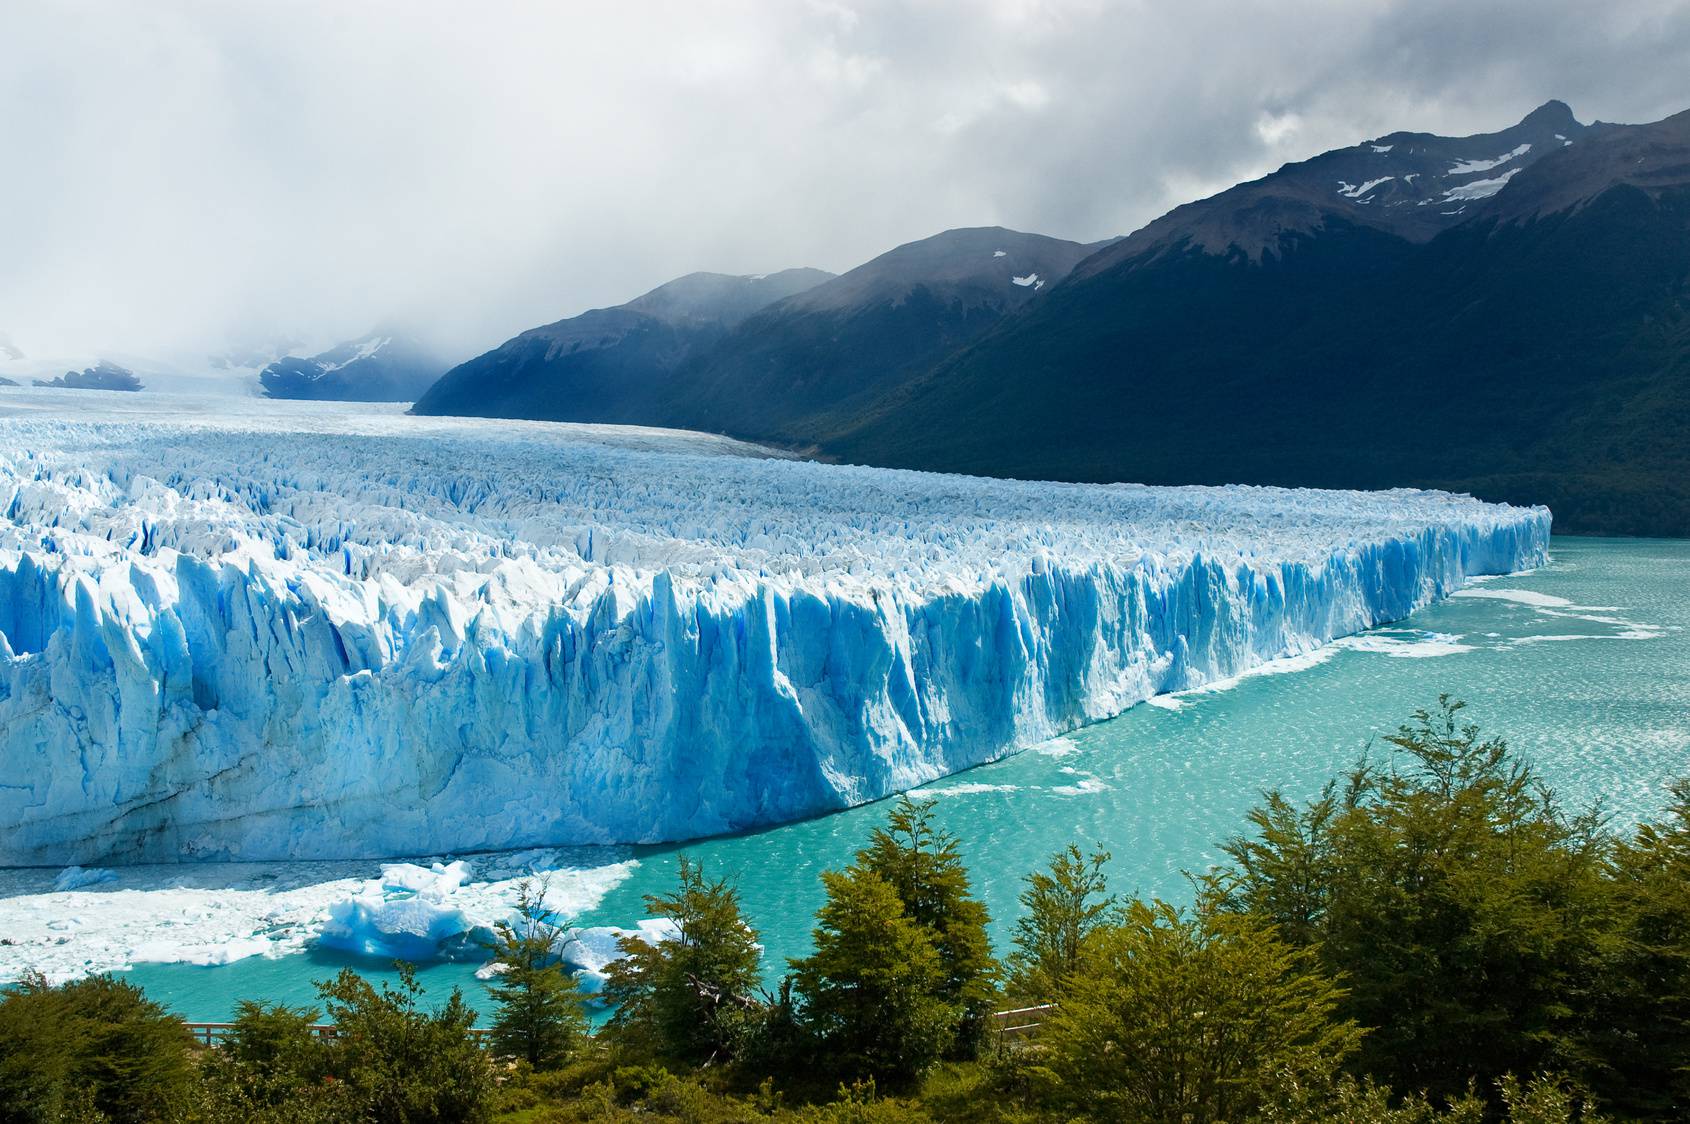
[410,268,834,422]
[261,330,447,402]
[825,102,1690,535]
[415,99,1690,536]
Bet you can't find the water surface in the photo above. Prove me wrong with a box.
[16,537,1685,1020]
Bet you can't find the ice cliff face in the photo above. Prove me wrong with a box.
[0,392,1551,865]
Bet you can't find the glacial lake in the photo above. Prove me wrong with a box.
[5,536,1686,1021]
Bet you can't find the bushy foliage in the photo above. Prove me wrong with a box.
[488,878,590,1068]
[1221,696,1615,1102]
[1032,897,1361,1123]
[1004,844,1114,1002]
[315,962,496,1123]
[0,972,195,1124]
[789,865,956,1085]
[189,1001,347,1122]
[603,856,764,1064]
[1582,778,1690,1117]
[1256,1072,1604,1123]
[853,798,997,1055]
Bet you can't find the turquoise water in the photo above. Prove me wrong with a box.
[57,539,1690,1018]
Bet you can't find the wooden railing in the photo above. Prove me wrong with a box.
[989,1003,1056,1041]
[185,1007,1052,1050]
[183,1022,495,1048]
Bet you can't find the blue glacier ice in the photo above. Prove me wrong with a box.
[0,391,1551,865]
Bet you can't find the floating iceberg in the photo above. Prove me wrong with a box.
[0,391,1551,864]
[556,919,681,993]
[316,861,488,961]
[52,866,120,892]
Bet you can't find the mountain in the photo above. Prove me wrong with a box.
[649,227,1107,444]
[823,102,1690,537]
[1075,99,1591,272]
[411,269,833,421]
[32,361,144,392]
[261,331,447,402]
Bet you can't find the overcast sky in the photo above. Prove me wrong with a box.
[5,0,1689,363]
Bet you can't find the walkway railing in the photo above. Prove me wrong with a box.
[989,1003,1056,1041]
[183,1022,495,1048]
[185,1006,1053,1049]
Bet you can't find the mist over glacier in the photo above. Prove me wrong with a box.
[0,390,1550,865]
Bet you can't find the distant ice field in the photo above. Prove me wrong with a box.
[0,389,1550,863]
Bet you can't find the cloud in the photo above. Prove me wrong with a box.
[2,0,1686,363]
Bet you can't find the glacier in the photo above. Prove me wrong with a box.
[0,389,1551,865]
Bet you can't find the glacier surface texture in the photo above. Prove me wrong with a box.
[0,390,1551,864]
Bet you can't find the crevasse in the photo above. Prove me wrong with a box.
[0,394,1551,864]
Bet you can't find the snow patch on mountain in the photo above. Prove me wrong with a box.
[0,392,1550,865]
[1337,176,1393,199]
[1443,167,1523,201]
[1448,143,1532,176]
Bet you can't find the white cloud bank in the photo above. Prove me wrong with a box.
[2,0,1687,361]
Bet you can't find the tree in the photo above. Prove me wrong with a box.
[1220,786,1340,949]
[1033,896,1362,1124]
[1583,778,1690,1118]
[1221,698,1615,1103]
[603,855,764,1063]
[190,1001,346,1122]
[0,971,196,1124]
[789,865,956,1085]
[486,878,589,1068]
[855,797,997,1053]
[316,963,495,1124]
[1006,844,1114,1001]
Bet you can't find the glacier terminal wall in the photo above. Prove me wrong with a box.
[0,392,1551,863]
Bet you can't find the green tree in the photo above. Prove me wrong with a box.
[316,963,495,1124]
[855,797,997,1053]
[1222,786,1339,948]
[1221,698,1614,1103]
[603,856,764,1064]
[0,971,195,1124]
[486,878,589,1068]
[1583,778,1690,1117]
[1005,844,1114,1002]
[790,865,956,1085]
[190,1001,346,1122]
[1033,896,1362,1124]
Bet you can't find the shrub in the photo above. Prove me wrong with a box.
[1004,844,1114,1003]
[1032,898,1361,1123]
[1221,697,1615,1101]
[603,857,764,1064]
[189,1000,347,1122]
[316,963,496,1123]
[0,971,195,1124]
[854,798,997,1055]
[789,865,955,1086]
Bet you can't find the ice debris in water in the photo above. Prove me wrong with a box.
[556,920,681,993]
[52,867,119,892]
[0,844,640,984]
[0,392,1552,864]
[316,861,485,961]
